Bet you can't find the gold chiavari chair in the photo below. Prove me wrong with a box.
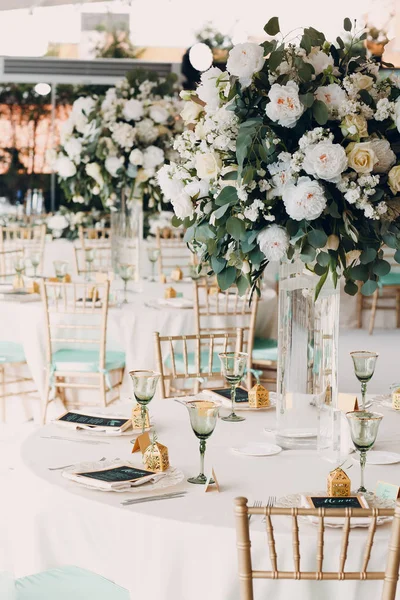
[73,245,113,278]
[0,247,24,282]
[155,227,195,278]
[40,280,125,423]
[0,224,46,276]
[368,248,400,334]
[234,497,400,600]
[154,329,243,398]
[78,226,112,248]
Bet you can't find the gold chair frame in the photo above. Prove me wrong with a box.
[0,224,46,276]
[155,227,194,277]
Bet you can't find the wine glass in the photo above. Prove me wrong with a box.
[28,251,41,279]
[350,351,379,410]
[14,257,25,288]
[118,263,135,303]
[347,410,383,494]
[53,260,69,282]
[184,400,220,484]
[219,352,248,422]
[85,248,95,281]
[147,247,160,282]
[129,370,160,433]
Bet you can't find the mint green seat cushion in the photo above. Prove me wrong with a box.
[16,566,129,600]
[0,342,26,364]
[252,337,278,363]
[165,350,221,374]
[52,349,125,373]
[379,271,400,286]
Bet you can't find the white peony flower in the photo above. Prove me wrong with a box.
[64,137,82,163]
[149,105,169,124]
[105,156,124,177]
[304,48,334,76]
[72,96,96,134]
[172,191,194,220]
[142,146,164,169]
[226,43,265,87]
[303,140,348,182]
[180,101,203,124]
[135,118,159,143]
[197,67,226,112]
[55,155,77,179]
[111,122,136,150]
[265,82,305,128]
[157,164,185,200]
[370,139,396,174]
[195,152,222,180]
[59,118,74,144]
[123,99,144,121]
[184,179,209,199]
[129,148,144,166]
[47,214,69,232]
[258,225,289,261]
[283,177,327,221]
[315,83,347,115]
[85,163,104,189]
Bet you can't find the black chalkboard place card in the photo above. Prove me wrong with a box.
[66,464,157,491]
[208,388,249,403]
[305,495,368,509]
[55,410,132,432]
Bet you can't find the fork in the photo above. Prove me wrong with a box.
[248,499,262,522]
[267,496,277,508]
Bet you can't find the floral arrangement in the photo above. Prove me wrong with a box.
[46,207,109,240]
[55,71,182,212]
[158,17,400,298]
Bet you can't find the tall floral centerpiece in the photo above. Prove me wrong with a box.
[158,18,400,448]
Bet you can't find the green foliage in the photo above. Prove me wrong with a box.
[264,17,280,36]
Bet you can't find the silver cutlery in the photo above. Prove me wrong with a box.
[121,491,187,506]
[40,435,110,446]
[48,456,107,471]
[144,302,160,310]
[248,499,262,522]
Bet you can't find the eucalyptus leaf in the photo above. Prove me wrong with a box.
[372,259,391,277]
[349,263,369,282]
[360,248,377,264]
[226,216,246,241]
[269,50,284,72]
[264,16,280,36]
[215,186,238,206]
[236,274,249,297]
[395,249,400,264]
[299,93,314,108]
[300,244,316,263]
[361,279,378,296]
[344,280,358,296]
[313,100,329,125]
[213,203,231,220]
[308,229,328,248]
[171,215,182,228]
[316,251,330,267]
[211,255,227,275]
[343,17,352,32]
[217,266,237,291]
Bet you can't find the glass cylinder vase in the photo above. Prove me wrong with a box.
[276,259,340,450]
[111,199,143,282]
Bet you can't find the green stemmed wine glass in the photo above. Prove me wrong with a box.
[85,248,95,282]
[147,247,160,282]
[219,352,248,422]
[184,400,220,485]
[14,257,25,288]
[347,410,383,494]
[129,370,160,433]
[119,263,135,303]
[350,351,378,410]
[28,251,41,279]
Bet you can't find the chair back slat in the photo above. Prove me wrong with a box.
[78,226,111,248]
[234,497,400,600]
[0,248,24,281]
[73,246,113,276]
[156,227,195,277]
[0,225,45,276]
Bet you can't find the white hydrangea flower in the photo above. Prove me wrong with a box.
[129,148,144,166]
[283,176,327,221]
[226,43,265,87]
[105,156,124,177]
[244,199,265,222]
[257,225,289,261]
[111,122,136,150]
[143,146,164,169]
[123,99,144,121]
[149,104,169,124]
[135,118,159,143]
[375,98,395,121]
[344,188,360,204]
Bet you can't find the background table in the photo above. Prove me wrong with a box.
[8,398,400,600]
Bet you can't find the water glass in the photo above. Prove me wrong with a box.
[119,263,135,303]
[85,248,95,281]
[28,252,41,279]
[219,352,248,422]
[347,410,383,493]
[129,370,160,433]
[184,400,220,484]
[14,257,25,288]
[147,247,160,282]
[53,260,69,282]
[350,351,378,410]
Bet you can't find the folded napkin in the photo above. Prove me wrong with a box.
[157,298,193,308]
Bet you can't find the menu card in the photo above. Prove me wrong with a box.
[54,411,132,433]
[63,463,160,490]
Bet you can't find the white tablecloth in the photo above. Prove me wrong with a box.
[8,399,400,600]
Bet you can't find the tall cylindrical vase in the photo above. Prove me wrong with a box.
[111,198,143,282]
[276,259,340,450]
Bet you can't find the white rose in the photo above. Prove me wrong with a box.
[226,43,265,87]
[172,191,194,220]
[157,164,185,200]
[340,114,368,140]
[85,162,104,189]
[303,141,348,182]
[197,67,225,112]
[59,118,74,144]
[180,101,204,124]
[315,83,347,115]
[304,48,334,76]
[257,225,289,262]
[143,146,164,169]
[346,142,378,174]
[72,96,96,133]
[72,195,85,204]
[370,139,396,174]
[353,73,374,91]
[149,105,169,124]
[283,176,327,221]
[265,81,305,128]
[135,118,159,143]
[105,156,124,177]
[92,186,100,195]
[64,137,82,163]
[129,149,144,166]
[123,99,144,121]
[184,179,209,199]
[195,152,222,180]
[47,214,69,232]
[55,155,77,179]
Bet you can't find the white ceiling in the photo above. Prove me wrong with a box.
[0,0,107,10]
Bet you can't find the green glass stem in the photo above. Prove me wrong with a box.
[359,450,367,493]
[123,280,128,303]
[231,384,237,417]
[361,382,367,411]
[199,439,206,478]
[141,405,147,434]
[151,262,155,282]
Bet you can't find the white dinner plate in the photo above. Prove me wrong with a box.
[231,443,282,457]
[352,451,400,465]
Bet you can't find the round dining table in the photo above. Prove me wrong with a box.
[9,397,400,600]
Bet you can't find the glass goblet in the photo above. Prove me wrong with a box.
[350,351,378,410]
[347,410,383,494]
[219,352,248,422]
[85,248,95,281]
[129,370,160,433]
[147,247,160,282]
[53,260,69,283]
[119,263,135,303]
[14,257,25,288]
[28,251,41,279]
[185,400,220,484]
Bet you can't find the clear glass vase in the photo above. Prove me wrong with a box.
[111,198,143,281]
[276,259,340,450]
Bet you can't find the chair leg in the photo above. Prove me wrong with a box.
[40,370,51,425]
[0,366,5,423]
[100,374,107,407]
[369,290,379,335]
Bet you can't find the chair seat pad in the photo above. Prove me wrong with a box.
[380,271,400,286]
[52,349,125,373]
[252,337,278,363]
[15,566,129,600]
[165,350,221,374]
[0,341,26,364]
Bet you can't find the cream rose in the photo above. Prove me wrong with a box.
[353,74,374,91]
[180,101,204,124]
[195,152,222,180]
[388,165,400,194]
[340,114,368,140]
[346,142,378,174]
